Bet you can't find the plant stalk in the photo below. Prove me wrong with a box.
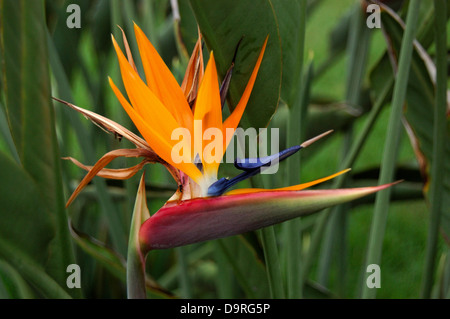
[285,0,308,299]
[420,0,447,299]
[251,175,285,298]
[362,0,421,299]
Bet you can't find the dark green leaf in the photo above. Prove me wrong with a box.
[0,0,77,296]
[370,9,450,239]
[189,0,282,129]
[270,0,304,104]
[50,0,91,78]
[217,236,270,298]
[0,259,34,298]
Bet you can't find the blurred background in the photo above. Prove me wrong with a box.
[0,0,448,299]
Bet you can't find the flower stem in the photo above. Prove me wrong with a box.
[177,247,192,298]
[259,227,285,299]
[301,70,392,286]
[127,175,149,299]
[127,248,146,299]
[251,175,285,298]
[420,0,447,298]
[317,4,370,296]
[362,0,421,299]
[285,0,308,299]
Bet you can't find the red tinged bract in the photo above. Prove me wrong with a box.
[139,183,397,252]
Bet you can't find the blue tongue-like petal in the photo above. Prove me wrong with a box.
[207,131,333,197]
[207,145,302,196]
[234,145,302,171]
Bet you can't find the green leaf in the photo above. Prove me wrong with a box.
[0,0,77,296]
[176,0,200,56]
[50,0,92,78]
[0,102,20,163]
[68,220,127,282]
[188,0,281,129]
[269,0,304,104]
[127,173,151,299]
[303,280,334,299]
[0,259,34,298]
[0,151,73,298]
[369,7,450,240]
[217,236,270,298]
[47,29,128,255]
[0,234,71,299]
[0,152,54,266]
[69,210,174,299]
[363,0,421,299]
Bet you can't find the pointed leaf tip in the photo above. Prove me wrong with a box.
[127,173,150,299]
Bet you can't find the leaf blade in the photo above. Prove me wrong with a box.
[0,0,77,295]
[188,0,282,129]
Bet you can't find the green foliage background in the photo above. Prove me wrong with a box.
[0,0,448,299]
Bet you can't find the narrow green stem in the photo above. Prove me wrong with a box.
[285,0,307,299]
[251,175,285,298]
[301,74,392,285]
[141,0,158,49]
[362,0,421,299]
[110,0,122,39]
[336,6,370,296]
[317,5,370,295]
[259,227,285,299]
[127,175,149,299]
[214,242,234,298]
[317,212,337,285]
[334,203,349,297]
[126,249,146,299]
[127,226,147,299]
[318,134,352,292]
[420,0,447,299]
[122,1,142,57]
[177,247,192,298]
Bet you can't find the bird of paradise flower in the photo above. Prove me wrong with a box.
[55,24,397,290]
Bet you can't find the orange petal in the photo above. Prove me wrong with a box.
[112,36,181,140]
[134,23,193,131]
[193,52,223,175]
[223,36,268,150]
[109,78,202,182]
[225,169,351,195]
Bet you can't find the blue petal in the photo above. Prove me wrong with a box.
[208,145,302,196]
[234,145,302,171]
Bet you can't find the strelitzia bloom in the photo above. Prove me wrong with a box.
[58,24,396,253]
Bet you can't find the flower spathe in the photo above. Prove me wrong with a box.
[139,183,396,250]
[57,23,398,253]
